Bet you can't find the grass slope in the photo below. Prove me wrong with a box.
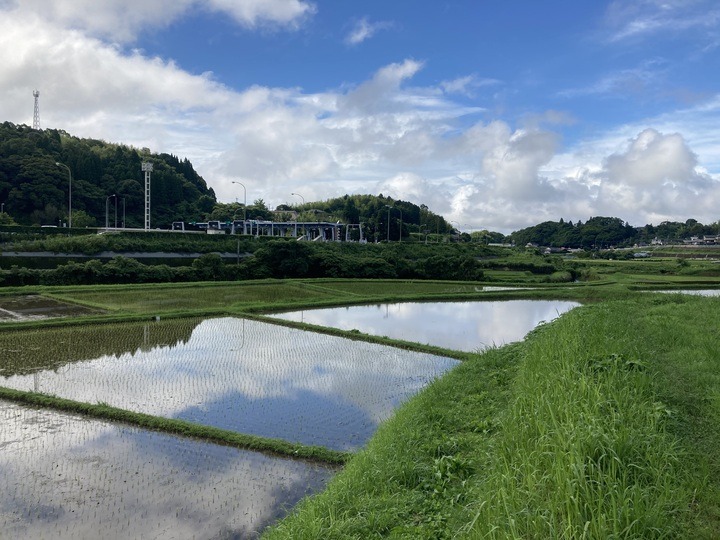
[264,294,720,539]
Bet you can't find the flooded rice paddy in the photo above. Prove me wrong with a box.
[268,300,580,352]
[0,295,100,321]
[0,317,458,451]
[0,299,580,537]
[0,400,334,539]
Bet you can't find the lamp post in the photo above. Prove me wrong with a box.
[291,192,305,206]
[291,193,305,237]
[105,194,115,230]
[122,197,126,228]
[55,162,72,228]
[385,205,392,242]
[398,208,403,242]
[231,181,247,234]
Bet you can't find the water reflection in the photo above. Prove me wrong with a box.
[654,289,720,297]
[0,318,200,376]
[0,318,457,451]
[0,400,334,539]
[269,300,580,352]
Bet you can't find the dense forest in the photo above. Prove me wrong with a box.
[0,122,216,227]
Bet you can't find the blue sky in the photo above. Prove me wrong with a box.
[2,0,720,232]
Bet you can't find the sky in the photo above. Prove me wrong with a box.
[1,0,720,233]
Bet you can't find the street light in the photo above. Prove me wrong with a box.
[231,181,247,234]
[291,193,305,237]
[105,194,116,229]
[55,162,72,228]
[384,205,402,241]
[291,192,305,206]
[398,208,403,242]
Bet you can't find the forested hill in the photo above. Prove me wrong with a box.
[510,216,720,248]
[0,122,216,227]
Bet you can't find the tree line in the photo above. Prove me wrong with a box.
[509,217,720,248]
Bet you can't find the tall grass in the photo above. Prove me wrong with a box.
[463,305,685,538]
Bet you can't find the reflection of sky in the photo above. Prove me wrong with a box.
[0,400,334,539]
[269,300,580,352]
[2,318,458,451]
[655,290,720,297]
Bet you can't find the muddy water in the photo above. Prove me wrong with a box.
[0,295,100,321]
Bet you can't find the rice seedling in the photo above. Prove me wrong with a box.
[0,400,335,539]
[0,317,458,452]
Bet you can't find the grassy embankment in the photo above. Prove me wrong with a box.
[263,293,720,539]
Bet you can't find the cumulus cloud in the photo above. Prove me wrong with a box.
[4,0,315,42]
[604,128,698,187]
[595,128,718,218]
[2,2,719,234]
[544,128,720,228]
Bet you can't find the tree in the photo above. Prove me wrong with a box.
[71,210,97,228]
[0,212,16,225]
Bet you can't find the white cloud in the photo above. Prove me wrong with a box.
[4,0,315,43]
[2,2,720,234]
[545,127,720,228]
[440,75,501,97]
[558,59,666,99]
[344,17,392,46]
[603,0,720,43]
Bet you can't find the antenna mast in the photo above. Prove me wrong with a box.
[32,90,40,130]
[142,161,153,230]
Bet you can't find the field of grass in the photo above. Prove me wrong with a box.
[264,294,720,538]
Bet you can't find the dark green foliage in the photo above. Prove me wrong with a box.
[510,216,720,248]
[0,122,215,227]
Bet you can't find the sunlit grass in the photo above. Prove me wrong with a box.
[265,295,720,538]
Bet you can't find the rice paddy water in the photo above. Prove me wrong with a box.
[0,299,577,537]
[268,300,580,351]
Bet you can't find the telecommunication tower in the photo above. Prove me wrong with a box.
[32,90,40,130]
[142,162,153,230]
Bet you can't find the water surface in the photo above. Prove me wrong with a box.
[0,400,334,539]
[0,317,457,451]
[269,300,580,352]
[654,289,720,297]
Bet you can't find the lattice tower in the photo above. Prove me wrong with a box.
[32,90,40,130]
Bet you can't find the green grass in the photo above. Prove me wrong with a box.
[264,294,720,539]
